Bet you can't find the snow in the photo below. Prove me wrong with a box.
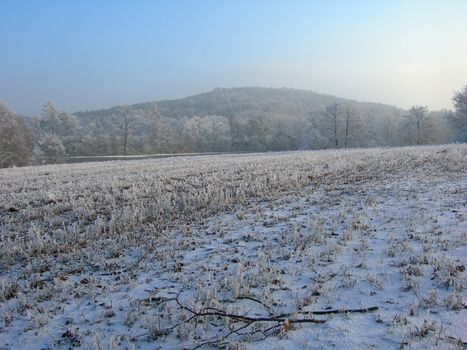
[0,145,465,349]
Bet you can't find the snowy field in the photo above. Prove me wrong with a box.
[0,145,466,349]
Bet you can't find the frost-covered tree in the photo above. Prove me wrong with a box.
[228,115,272,151]
[148,102,162,146]
[448,85,467,142]
[144,102,179,152]
[326,103,341,148]
[182,115,231,152]
[39,133,66,159]
[85,120,109,155]
[343,105,362,148]
[56,87,457,157]
[377,112,402,146]
[182,116,204,151]
[401,106,436,145]
[300,127,327,150]
[247,115,270,151]
[39,101,62,135]
[110,105,136,155]
[39,101,79,137]
[36,101,80,155]
[229,115,249,151]
[0,103,35,168]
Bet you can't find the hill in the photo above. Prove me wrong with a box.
[70,87,411,155]
[28,87,453,158]
[76,87,401,119]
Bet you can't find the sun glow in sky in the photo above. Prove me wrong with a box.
[1,0,466,115]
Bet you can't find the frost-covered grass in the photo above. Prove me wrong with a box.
[0,145,466,349]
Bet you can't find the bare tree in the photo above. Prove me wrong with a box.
[122,113,131,155]
[112,105,134,155]
[343,105,362,148]
[326,103,341,148]
[148,102,161,145]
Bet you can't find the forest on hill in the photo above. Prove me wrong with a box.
[1,86,466,167]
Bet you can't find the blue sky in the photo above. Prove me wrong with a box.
[1,0,466,115]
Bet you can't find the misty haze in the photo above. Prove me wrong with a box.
[0,1,466,350]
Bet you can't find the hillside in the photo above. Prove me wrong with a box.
[76,87,403,120]
[25,87,454,160]
[68,87,414,156]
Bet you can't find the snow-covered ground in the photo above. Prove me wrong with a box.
[0,145,465,349]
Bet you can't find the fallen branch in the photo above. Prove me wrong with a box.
[236,295,273,313]
[300,305,379,315]
[137,291,379,347]
[193,309,326,324]
[174,300,326,324]
[443,335,467,346]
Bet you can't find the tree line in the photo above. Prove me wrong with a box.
[1,86,466,168]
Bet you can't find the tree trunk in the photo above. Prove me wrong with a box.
[344,112,350,148]
[334,113,338,148]
[123,117,129,155]
[417,119,420,145]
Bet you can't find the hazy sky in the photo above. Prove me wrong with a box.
[1,0,466,115]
